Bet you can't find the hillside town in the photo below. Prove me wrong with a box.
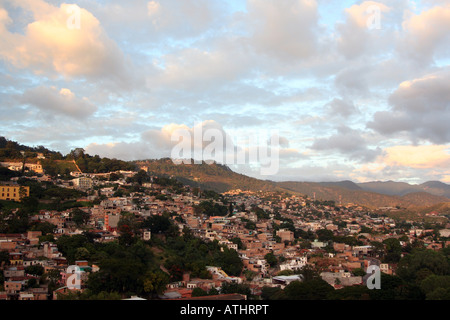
[1,161,450,301]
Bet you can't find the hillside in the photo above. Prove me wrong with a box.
[319,180,362,191]
[274,181,450,210]
[357,180,450,198]
[135,158,284,193]
[420,181,450,198]
[136,159,450,211]
[357,181,420,196]
[2,136,450,211]
[0,136,61,160]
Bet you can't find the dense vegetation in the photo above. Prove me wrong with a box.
[0,137,61,160]
[259,247,450,300]
[49,214,244,299]
[0,137,135,176]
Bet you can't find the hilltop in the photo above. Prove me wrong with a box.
[135,158,284,194]
[136,159,450,211]
[2,136,450,212]
[357,180,450,198]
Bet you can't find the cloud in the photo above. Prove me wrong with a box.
[381,145,450,169]
[0,1,136,86]
[85,120,236,162]
[247,0,320,61]
[85,120,287,176]
[325,98,360,118]
[336,1,391,59]
[368,68,450,143]
[311,126,381,162]
[399,4,450,63]
[351,144,450,183]
[146,0,218,37]
[19,86,96,119]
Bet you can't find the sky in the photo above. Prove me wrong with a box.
[1,0,450,184]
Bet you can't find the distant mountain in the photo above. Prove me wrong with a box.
[399,192,450,208]
[420,181,450,198]
[357,181,420,196]
[356,180,450,199]
[133,159,450,210]
[319,180,362,191]
[2,137,450,211]
[276,181,450,209]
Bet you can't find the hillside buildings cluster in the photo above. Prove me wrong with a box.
[1,165,449,300]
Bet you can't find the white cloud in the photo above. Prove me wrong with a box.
[336,1,391,59]
[247,0,320,61]
[368,67,450,143]
[19,86,96,119]
[311,126,381,162]
[0,0,135,86]
[399,4,450,63]
[381,145,450,169]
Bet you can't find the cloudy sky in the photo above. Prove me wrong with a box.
[1,0,450,183]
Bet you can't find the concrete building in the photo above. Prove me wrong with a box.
[72,177,93,190]
[0,185,29,202]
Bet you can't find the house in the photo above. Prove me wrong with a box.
[0,185,30,202]
[9,252,23,265]
[320,271,362,287]
[19,293,34,300]
[3,267,25,279]
[380,263,393,275]
[72,177,93,190]
[4,280,25,294]
[142,230,151,241]
[439,229,450,238]
[53,286,83,300]
[276,229,294,242]
[279,257,307,272]
[272,275,303,287]
[311,240,327,249]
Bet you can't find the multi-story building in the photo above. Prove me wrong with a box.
[0,185,30,202]
[0,162,43,174]
[276,229,294,242]
[72,177,93,190]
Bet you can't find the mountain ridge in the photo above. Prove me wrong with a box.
[2,136,450,211]
[135,158,450,210]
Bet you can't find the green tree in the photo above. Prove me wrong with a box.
[352,268,366,277]
[31,222,56,235]
[118,224,136,247]
[298,264,321,282]
[420,275,450,300]
[75,247,91,261]
[396,249,450,284]
[25,265,45,276]
[283,279,334,300]
[383,238,402,263]
[71,208,91,227]
[260,286,283,300]
[220,282,251,296]
[316,229,334,242]
[328,285,371,300]
[214,247,243,277]
[192,287,208,297]
[143,271,169,297]
[142,215,172,234]
[426,287,450,300]
[264,252,278,268]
